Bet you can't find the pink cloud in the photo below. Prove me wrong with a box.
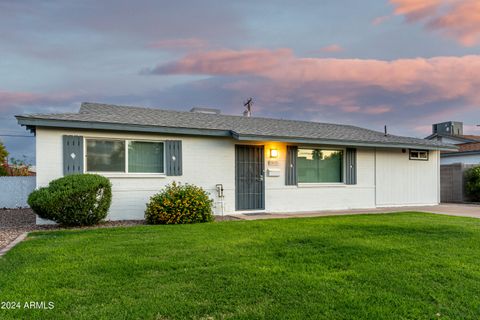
[147,48,480,108]
[340,105,392,115]
[427,1,480,46]
[0,91,43,109]
[147,38,208,50]
[341,106,361,113]
[148,48,292,75]
[389,0,480,46]
[320,44,343,53]
[390,0,440,21]
[0,90,77,113]
[364,105,393,115]
[143,48,480,129]
[372,15,391,26]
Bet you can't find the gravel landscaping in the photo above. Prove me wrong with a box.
[0,208,35,250]
[0,208,36,227]
[0,228,29,250]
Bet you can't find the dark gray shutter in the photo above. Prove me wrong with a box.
[63,135,84,175]
[285,146,298,185]
[165,140,182,176]
[345,148,357,185]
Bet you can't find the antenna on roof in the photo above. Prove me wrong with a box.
[243,97,253,117]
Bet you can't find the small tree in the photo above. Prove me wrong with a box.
[465,166,480,202]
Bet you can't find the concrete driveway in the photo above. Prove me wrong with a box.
[234,203,480,220]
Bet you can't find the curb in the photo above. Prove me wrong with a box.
[0,232,28,257]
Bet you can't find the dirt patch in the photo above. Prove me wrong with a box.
[0,208,36,228]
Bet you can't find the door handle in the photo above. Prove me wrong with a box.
[257,175,264,182]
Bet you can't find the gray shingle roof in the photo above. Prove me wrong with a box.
[16,102,456,150]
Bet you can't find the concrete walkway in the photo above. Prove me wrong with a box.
[234,204,480,220]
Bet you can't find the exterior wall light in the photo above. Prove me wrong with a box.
[270,148,279,158]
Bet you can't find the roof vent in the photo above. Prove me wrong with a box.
[190,107,221,115]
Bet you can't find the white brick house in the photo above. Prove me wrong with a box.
[17,103,456,221]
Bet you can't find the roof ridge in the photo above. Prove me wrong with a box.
[78,102,382,132]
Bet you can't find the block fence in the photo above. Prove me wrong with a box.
[0,176,36,208]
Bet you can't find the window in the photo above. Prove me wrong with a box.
[297,149,344,183]
[86,139,164,173]
[409,149,429,161]
[128,141,164,173]
[86,140,125,172]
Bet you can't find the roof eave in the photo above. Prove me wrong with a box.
[233,133,458,151]
[16,117,232,138]
[427,133,477,143]
[441,150,480,157]
[16,117,457,151]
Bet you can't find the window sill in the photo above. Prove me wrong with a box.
[297,183,347,188]
[86,172,167,179]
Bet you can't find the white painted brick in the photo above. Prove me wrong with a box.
[35,128,439,220]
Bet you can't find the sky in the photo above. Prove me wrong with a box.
[2,0,480,163]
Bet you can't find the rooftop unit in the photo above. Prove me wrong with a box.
[432,121,463,136]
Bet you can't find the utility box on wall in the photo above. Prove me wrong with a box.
[267,168,280,177]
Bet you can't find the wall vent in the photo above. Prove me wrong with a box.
[190,107,221,115]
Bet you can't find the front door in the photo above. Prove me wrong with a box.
[235,145,265,211]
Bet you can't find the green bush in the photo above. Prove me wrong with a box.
[465,166,480,202]
[28,174,112,226]
[145,182,214,224]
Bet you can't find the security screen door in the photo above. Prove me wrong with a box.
[235,145,265,210]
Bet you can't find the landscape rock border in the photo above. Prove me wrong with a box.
[0,232,27,257]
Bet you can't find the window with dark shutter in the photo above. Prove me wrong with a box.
[165,140,182,176]
[345,148,357,185]
[285,146,298,185]
[63,135,84,175]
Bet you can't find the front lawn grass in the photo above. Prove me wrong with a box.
[1,212,480,319]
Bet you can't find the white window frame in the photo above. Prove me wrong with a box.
[409,149,429,161]
[296,147,346,185]
[84,138,166,175]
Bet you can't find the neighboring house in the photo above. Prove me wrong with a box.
[426,121,480,165]
[17,103,455,221]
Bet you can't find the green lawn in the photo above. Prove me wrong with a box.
[1,213,480,319]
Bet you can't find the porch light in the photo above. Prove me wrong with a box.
[270,148,279,158]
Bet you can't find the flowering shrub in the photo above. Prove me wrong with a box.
[1,158,33,176]
[145,182,213,224]
[0,141,8,176]
[465,166,480,202]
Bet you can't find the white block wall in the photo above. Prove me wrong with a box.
[375,148,440,206]
[261,144,376,212]
[35,128,440,220]
[36,128,236,220]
